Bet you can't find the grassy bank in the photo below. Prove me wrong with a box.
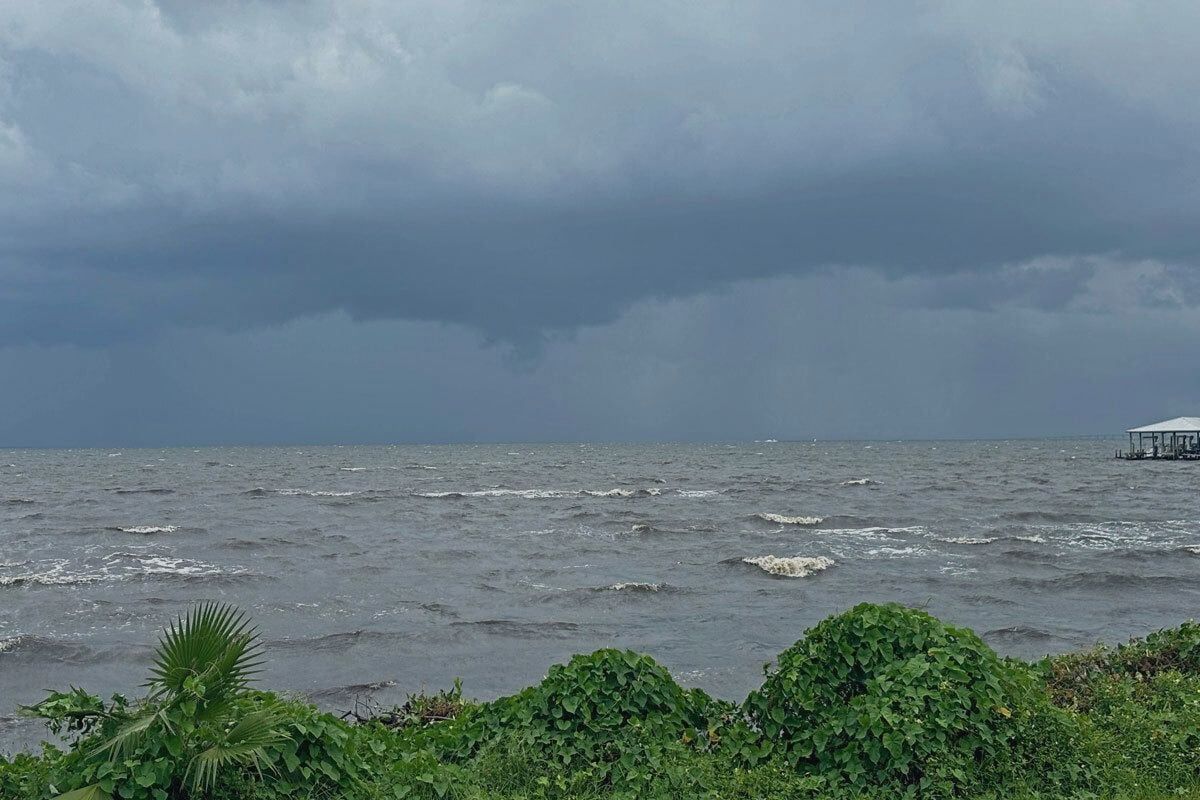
[3,603,1199,800]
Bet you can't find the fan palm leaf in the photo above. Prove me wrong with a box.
[185,706,289,793]
[146,602,265,703]
[88,708,161,760]
[51,786,111,800]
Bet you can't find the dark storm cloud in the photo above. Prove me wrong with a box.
[5,270,1200,447]
[3,2,1200,445]
[2,1,1200,347]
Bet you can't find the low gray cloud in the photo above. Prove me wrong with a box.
[3,269,1199,446]
[1,2,1199,441]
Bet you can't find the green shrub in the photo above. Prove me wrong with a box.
[11,606,1200,800]
[1042,621,1200,710]
[25,604,291,800]
[1,748,62,800]
[438,649,723,790]
[19,604,388,800]
[739,603,1041,794]
[255,697,378,798]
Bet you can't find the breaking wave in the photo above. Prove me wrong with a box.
[753,513,824,526]
[0,559,102,587]
[108,525,179,534]
[0,553,251,588]
[929,535,998,545]
[841,478,879,486]
[739,555,835,577]
[581,488,663,498]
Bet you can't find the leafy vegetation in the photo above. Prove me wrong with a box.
[431,648,727,793]
[736,603,1074,795]
[3,603,1200,800]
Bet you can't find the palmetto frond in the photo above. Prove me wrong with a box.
[88,708,159,760]
[147,602,265,702]
[185,706,289,793]
[50,786,111,800]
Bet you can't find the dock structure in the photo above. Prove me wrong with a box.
[1118,417,1200,460]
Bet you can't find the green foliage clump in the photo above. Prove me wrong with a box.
[1032,620,1200,796]
[254,697,379,798]
[440,649,724,793]
[18,604,381,800]
[738,603,1042,794]
[1043,621,1200,710]
[10,605,1200,800]
[26,603,290,800]
[1,748,62,800]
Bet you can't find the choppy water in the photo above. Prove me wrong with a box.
[3,439,1199,751]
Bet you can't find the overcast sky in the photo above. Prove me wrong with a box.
[2,1,1199,446]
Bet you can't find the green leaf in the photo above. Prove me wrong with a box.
[52,787,112,800]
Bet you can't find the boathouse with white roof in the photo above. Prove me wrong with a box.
[1120,417,1200,459]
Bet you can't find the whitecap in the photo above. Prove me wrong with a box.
[931,535,997,545]
[754,513,823,526]
[742,555,834,578]
[841,478,878,486]
[583,488,664,498]
[417,489,570,499]
[115,525,179,534]
[339,467,367,472]
[603,582,666,592]
[863,545,930,558]
[677,489,718,498]
[280,490,360,497]
[0,559,92,587]
[1,553,249,588]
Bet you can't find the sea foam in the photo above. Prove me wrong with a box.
[112,525,179,534]
[742,555,834,577]
[754,513,824,526]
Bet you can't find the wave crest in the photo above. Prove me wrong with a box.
[109,525,179,534]
[754,513,824,526]
[742,555,834,578]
